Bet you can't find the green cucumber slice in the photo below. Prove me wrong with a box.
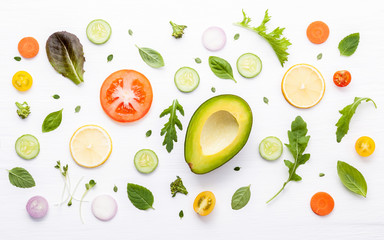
[15,134,40,160]
[174,67,200,93]
[236,53,262,78]
[259,136,282,161]
[86,19,112,45]
[134,149,158,174]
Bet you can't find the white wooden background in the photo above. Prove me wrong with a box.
[1,0,384,239]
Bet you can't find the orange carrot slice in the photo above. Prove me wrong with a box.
[306,21,329,44]
[310,192,334,216]
[18,37,39,58]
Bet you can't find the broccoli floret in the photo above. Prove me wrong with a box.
[170,176,188,197]
[170,21,187,39]
[16,101,30,119]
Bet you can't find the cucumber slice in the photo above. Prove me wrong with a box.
[236,53,262,78]
[174,67,200,93]
[86,19,112,45]
[134,149,158,174]
[259,136,282,161]
[15,134,40,160]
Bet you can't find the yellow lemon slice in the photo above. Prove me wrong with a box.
[282,64,325,108]
[70,125,112,168]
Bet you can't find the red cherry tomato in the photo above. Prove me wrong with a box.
[333,70,351,87]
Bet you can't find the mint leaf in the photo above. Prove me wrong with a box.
[338,33,360,56]
[231,185,251,210]
[8,167,35,188]
[127,183,154,210]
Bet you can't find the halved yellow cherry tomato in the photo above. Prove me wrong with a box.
[355,136,375,157]
[12,71,33,91]
[193,191,216,216]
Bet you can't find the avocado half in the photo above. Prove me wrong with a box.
[184,94,253,174]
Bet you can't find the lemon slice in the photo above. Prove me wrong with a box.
[282,64,325,108]
[70,125,112,168]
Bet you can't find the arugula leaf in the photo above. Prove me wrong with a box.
[208,56,236,82]
[231,185,251,210]
[160,99,184,153]
[127,183,154,210]
[336,97,377,142]
[8,167,35,188]
[235,10,291,67]
[42,109,63,133]
[136,45,164,68]
[267,116,310,203]
[337,161,367,197]
[338,33,360,56]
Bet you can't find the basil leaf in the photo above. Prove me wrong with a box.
[113,185,118,192]
[179,210,184,219]
[211,87,216,93]
[195,58,202,64]
[317,53,322,60]
[234,33,240,40]
[52,94,60,99]
[42,109,63,133]
[234,166,240,171]
[263,97,269,104]
[128,29,133,36]
[14,56,21,61]
[208,56,236,83]
[107,54,113,62]
[46,31,85,85]
[337,161,367,197]
[145,130,152,137]
[75,105,81,113]
[136,45,164,68]
[8,167,35,188]
[338,33,360,56]
[231,185,251,210]
[127,183,154,210]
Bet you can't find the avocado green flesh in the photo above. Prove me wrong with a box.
[184,94,253,174]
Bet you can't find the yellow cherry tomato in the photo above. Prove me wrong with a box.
[12,71,33,91]
[355,136,375,157]
[193,191,216,216]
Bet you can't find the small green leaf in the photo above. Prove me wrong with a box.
[14,56,21,61]
[337,161,367,197]
[319,173,325,177]
[136,45,164,68]
[211,87,216,93]
[208,56,236,83]
[263,97,269,104]
[53,94,60,99]
[231,185,251,210]
[317,53,322,60]
[234,33,240,40]
[113,185,118,192]
[160,99,184,153]
[338,33,360,56]
[234,167,241,171]
[107,54,113,62]
[128,29,133,36]
[75,105,81,113]
[42,109,63,133]
[146,130,152,137]
[179,210,184,219]
[8,167,36,188]
[195,58,202,64]
[127,183,154,210]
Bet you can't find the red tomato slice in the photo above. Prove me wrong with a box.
[100,70,153,122]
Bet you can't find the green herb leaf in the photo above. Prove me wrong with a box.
[75,105,81,113]
[80,179,96,223]
[195,58,202,64]
[235,10,291,67]
[231,185,251,210]
[135,45,164,68]
[113,185,118,192]
[128,29,133,36]
[208,56,236,82]
[46,31,85,85]
[211,87,216,93]
[14,56,21,61]
[337,161,367,197]
[170,176,188,197]
[338,33,360,56]
[319,173,325,177]
[42,109,63,133]
[160,99,184,153]
[317,53,322,60]
[179,210,184,219]
[107,54,113,62]
[127,183,154,210]
[263,97,269,104]
[234,167,241,171]
[267,116,310,203]
[53,94,60,99]
[8,167,35,188]
[336,97,377,142]
[234,33,240,40]
[146,130,152,137]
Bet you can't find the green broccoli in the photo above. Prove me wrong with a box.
[15,101,30,119]
[170,21,187,39]
[170,176,188,197]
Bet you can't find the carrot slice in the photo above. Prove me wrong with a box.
[310,192,334,216]
[306,21,329,44]
[18,37,39,58]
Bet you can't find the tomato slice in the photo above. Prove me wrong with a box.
[355,136,375,157]
[12,71,33,91]
[333,70,351,87]
[100,70,153,122]
[193,191,216,216]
